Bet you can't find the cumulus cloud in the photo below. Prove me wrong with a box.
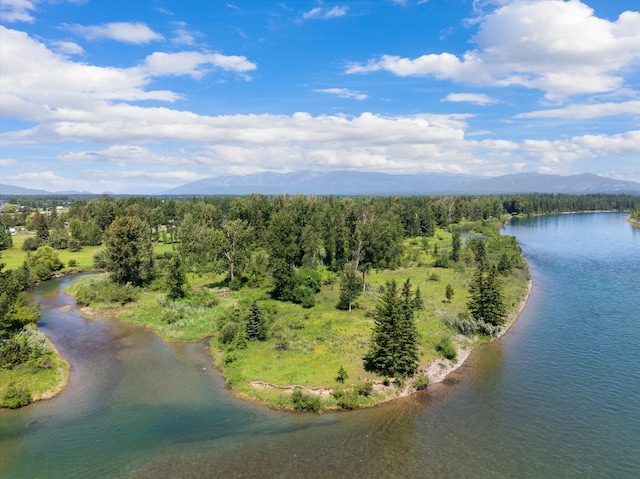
[443,93,496,105]
[0,25,257,125]
[314,88,368,100]
[144,51,256,78]
[65,22,164,44]
[347,1,640,99]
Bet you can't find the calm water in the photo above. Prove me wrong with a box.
[1,213,639,478]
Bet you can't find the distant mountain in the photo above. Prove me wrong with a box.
[161,171,640,196]
[0,184,52,195]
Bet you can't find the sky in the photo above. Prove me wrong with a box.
[1,0,639,194]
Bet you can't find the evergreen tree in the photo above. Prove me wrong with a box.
[336,262,363,311]
[245,300,267,341]
[450,230,461,262]
[364,279,419,378]
[468,264,506,332]
[445,284,454,303]
[166,256,186,300]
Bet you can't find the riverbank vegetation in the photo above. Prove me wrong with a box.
[1,193,636,410]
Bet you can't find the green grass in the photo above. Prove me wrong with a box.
[0,347,69,407]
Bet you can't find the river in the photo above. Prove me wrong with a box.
[1,212,639,478]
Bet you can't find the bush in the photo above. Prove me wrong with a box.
[354,381,373,397]
[92,248,108,269]
[413,374,430,391]
[0,328,52,369]
[427,272,440,281]
[435,336,457,361]
[189,288,220,307]
[290,285,315,308]
[1,384,32,409]
[68,259,77,267]
[22,237,44,251]
[332,388,359,410]
[219,321,240,345]
[292,387,322,413]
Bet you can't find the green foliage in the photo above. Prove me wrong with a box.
[104,216,153,286]
[219,321,241,346]
[290,285,315,308]
[336,263,363,311]
[0,230,13,251]
[335,365,348,383]
[445,284,454,303]
[165,256,186,300]
[413,374,430,391]
[246,300,267,341]
[28,245,63,280]
[1,383,32,408]
[435,336,457,361]
[450,229,461,262]
[364,279,420,378]
[21,236,44,251]
[187,288,220,307]
[291,387,322,413]
[74,276,138,306]
[0,327,51,370]
[468,264,507,332]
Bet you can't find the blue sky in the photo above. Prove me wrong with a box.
[1,0,639,194]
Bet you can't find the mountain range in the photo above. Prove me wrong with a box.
[161,171,640,196]
[2,171,640,197]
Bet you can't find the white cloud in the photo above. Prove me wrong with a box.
[144,51,256,78]
[314,88,368,100]
[0,0,36,23]
[171,21,200,46]
[0,26,257,125]
[443,93,496,105]
[347,1,640,99]
[301,6,348,20]
[516,100,640,120]
[51,40,84,56]
[65,22,164,44]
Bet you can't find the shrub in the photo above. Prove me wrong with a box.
[435,336,457,361]
[189,288,220,307]
[291,387,322,413]
[428,272,440,281]
[290,285,315,308]
[332,388,359,410]
[22,237,44,251]
[219,322,240,345]
[68,259,77,267]
[354,381,373,397]
[413,374,430,391]
[1,384,32,409]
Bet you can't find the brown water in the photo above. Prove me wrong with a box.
[2,213,639,478]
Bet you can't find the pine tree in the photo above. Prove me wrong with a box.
[468,264,506,332]
[364,279,419,378]
[166,256,186,300]
[246,300,267,341]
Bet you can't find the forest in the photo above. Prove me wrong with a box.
[1,192,637,410]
